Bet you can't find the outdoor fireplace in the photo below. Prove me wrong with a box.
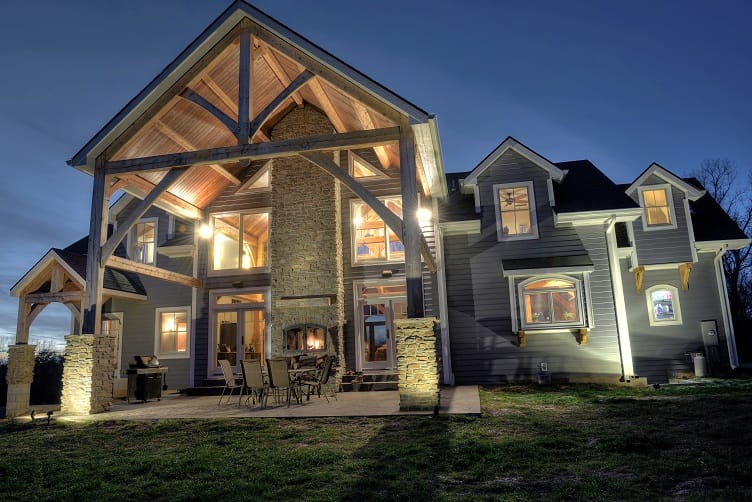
[284,324,327,352]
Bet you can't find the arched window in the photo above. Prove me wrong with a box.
[645,285,682,326]
[519,276,582,328]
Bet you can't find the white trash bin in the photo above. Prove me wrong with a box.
[693,353,707,378]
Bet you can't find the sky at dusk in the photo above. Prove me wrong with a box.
[0,0,749,348]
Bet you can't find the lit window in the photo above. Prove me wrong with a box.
[520,277,582,328]
[133,220,156,264]
[211,212,269,271]
[639,185,676,229]
[494,182,538,240]
[646,285,682,326]
[352,197,404,263]
[350,153,385,179]
[156,308,190,358]
[238,163,271,192]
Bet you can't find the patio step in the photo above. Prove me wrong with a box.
[341,371,398,392]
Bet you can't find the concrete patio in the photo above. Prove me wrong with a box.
[57,386,480,421]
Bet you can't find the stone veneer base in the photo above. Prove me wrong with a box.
[395,318,440,411]
[60,334,117,415]
[4,344,36,418]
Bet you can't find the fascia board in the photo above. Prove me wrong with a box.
[626,163,705,201]
[463,138,565,187]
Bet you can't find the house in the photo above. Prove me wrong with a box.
[440,138,749,384]
[4,1,749,416]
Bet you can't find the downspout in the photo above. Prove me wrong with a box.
[189,221,199,388]
[605,216,635,380]
[714,245,739,369]
[434,198,455,385]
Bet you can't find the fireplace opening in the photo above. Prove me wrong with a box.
[285,324,327,352]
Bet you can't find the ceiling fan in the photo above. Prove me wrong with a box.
[502,190,528,207]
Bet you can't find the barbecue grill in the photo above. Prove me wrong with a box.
[127,355,168,403]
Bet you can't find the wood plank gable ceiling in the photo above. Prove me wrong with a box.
[107,20,406,215]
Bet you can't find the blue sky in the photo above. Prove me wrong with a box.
[0,0,749,347]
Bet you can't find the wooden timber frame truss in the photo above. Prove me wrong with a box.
[80,20,437,334]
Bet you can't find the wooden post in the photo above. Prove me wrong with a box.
[15,297,30,344]
[400,125,424,318]
[81,158,110,334]
[238,31,251,144]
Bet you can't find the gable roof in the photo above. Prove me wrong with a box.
[553,160,639,213]
[626,162,705,201]
[462,137,565,187]
[68,0,432,171]
[684,177,748,243]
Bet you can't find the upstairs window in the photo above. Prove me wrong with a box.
[352,197,404,263]
[639,184,677,230]
[131,219,157,265]
[494,182,538,241]
[350,152,387,180]
[646,285,682,326]
[211,211,269,272]
[519,276,582,329]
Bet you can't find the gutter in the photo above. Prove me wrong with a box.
[714,245,739,369]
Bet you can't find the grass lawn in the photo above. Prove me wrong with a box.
[2,380,752,500]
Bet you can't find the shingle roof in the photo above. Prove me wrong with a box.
[553,160,639,213]
[683,178,748,242]
[438,172,478,222]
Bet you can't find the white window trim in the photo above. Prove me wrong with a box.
[207,208,271,276]
[237,160,272,193]
[349,152,388,180]
[517,274,587,331]
[126,217,158,266]
[493,181,539,241]
[154,306,191,359]
[638,184,678,231]
[645,284,683,326]
[350,196,404,266]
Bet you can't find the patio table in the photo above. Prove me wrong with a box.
[288,367,317,404]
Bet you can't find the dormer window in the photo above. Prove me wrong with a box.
[493,181,538,241]
[638,184,677,230]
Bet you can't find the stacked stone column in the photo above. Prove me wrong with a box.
[60,334,117,415]
[4,344,36,418]
[395,318,440,411]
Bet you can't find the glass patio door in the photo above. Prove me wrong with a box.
[355,281,407,371]
[211,289,268,374]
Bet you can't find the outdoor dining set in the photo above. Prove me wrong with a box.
[217,355,336,409]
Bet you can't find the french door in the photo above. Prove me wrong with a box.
[355,281,407,371]
[210,289,269,374]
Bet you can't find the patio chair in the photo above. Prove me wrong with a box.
[265,358,298,408]
[240,359,267,407]
[218,359,242,405]
[300,355,337,403]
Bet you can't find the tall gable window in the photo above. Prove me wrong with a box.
[639,184,677,230]
[646,285,682,326]
[130,218,157,265]
[493,182,538,241]
[351,197,404,263]
[519,276,582,329]
[211,211,270,272]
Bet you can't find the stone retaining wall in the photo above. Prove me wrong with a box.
[394,318,440,411]
[61,334,117,415]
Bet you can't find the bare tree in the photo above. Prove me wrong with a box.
[691,159,752,342]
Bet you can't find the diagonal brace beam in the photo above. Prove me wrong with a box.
[179,88,238,134]
[299,152,436,272]
[101,167,189,265]
[250,70,313,138]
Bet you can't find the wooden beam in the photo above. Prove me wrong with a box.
[154,121,240,185]
[105,127,401,175]
[299,151,435,272]
[259,43,304,106]
[27,303,47,326]
[352,101,393,169]
[179,88,238,134]
[399,125,425,317]
[120,174,203,220]
[64,303,82,325]
[633,266,645,294]
[50,264,65,293]
[202,76,238,117]
[250,70,313,138]
[101,167,189,265]
[679,263,692,291]
[308,76,347,132]
[25,291,83,304]
[238,31,251,144]
[81,158,109,335]
[16,299,30,344]
[106,255,202,289]
[107,177,127,197]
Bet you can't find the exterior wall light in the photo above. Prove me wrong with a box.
[417,207,432,224]
[199,223,212,239]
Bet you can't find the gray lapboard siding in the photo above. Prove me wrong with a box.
[444,150,622,383]
[621,253,730,383]
[111,206,193,390]
[631,176,694,265]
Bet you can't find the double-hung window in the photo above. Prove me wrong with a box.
[155,307,190,358]
[639,184,677,230]
[210,211,270,272]
[494,181,538,241]
[518,276,584,329]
